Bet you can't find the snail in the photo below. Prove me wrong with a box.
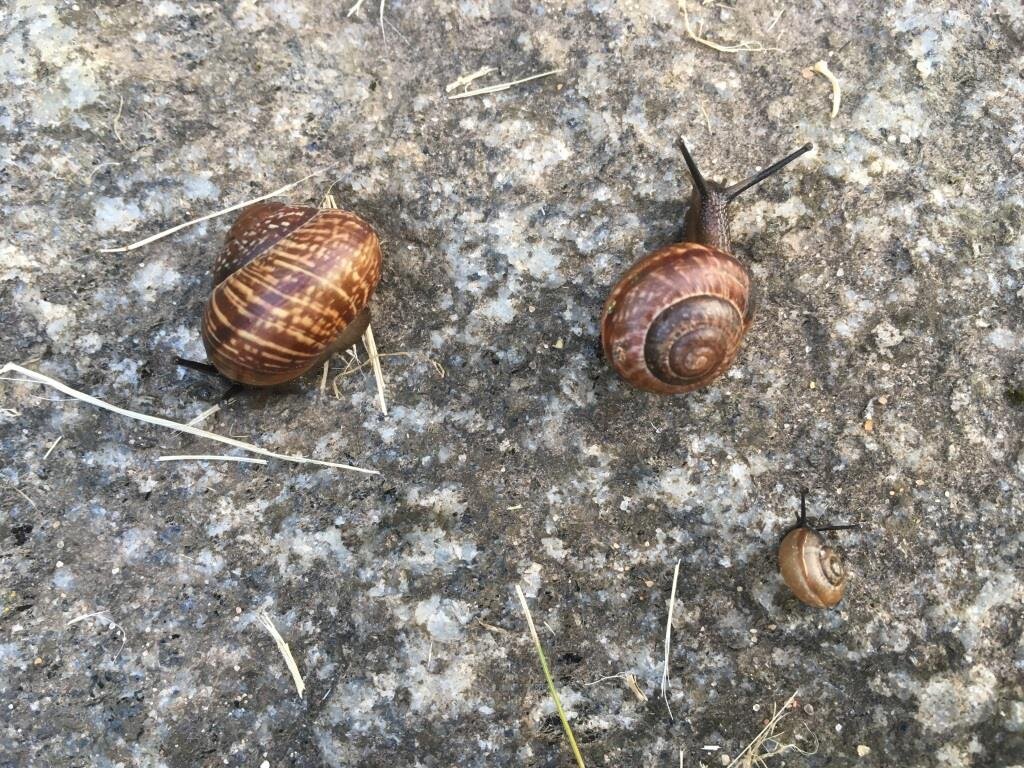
[601,139,813,394]
[778,490,857,609]
[192,200,382,386]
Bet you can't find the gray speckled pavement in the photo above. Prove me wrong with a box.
[1,1,1022,766]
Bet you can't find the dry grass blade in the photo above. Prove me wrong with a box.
[346,0,366,17]
[725,691,801,768]
[584,672,648,702]
[319,360,330,396]
[5,483,37,509]
[157,454,268,465]
[515,585,586,768]
[625,673,648,702]
[445,66,498,93]
[362,324,387,415]
[111,94,126,145]
[1,363,378,473]
[43,435,63,460]
[99,169,332,253]
[67,610,127,660]
[255,608,306,698]
[679,0,777,54]
[662,559,681,720]
[448,68,564,100]
[187,402,222,427]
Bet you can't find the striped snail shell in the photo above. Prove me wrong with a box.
[778,526,846,608]
[201,201,382,386]
[601,139,812,394]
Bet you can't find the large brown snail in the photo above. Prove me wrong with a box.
[601,139,813,394]
[778,490,857,609]
[190,201,382,386]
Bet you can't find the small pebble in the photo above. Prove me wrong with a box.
[857,745,871,757]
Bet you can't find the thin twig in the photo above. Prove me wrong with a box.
[346,0,366,17]
[662,559,681,720]
[99,169,333,253]
[379,0,386,42]
[448,69,564,101]
[515,586,586,768]
[255,609,306,698]
[1,363,378,474]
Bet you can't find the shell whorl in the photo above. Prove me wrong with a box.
[778,528,846,608]
[600,243,753,394]
[201,204,382,386]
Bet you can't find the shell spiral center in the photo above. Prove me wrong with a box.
[644,296,743,388]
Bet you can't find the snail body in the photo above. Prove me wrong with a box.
[201,201,382,386]
[601,140,812,394]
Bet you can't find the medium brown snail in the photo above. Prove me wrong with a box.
[601,139,813,394]
[778,490,857,609]
[197,201,382,386]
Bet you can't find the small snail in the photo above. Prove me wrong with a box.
[197,201,382,386]
[778,490,857,609]
[601,139,813,394]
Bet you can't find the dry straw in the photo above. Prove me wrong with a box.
[255,608,306,698]
[679,0,779,54]
[0,363,378,473]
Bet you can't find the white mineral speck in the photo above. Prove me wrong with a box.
[94,197,143,235]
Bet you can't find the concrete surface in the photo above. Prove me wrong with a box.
[1,1,1022,766]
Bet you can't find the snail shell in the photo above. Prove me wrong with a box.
[778,527,846,608]
[600,243,754,394]
[201,201,382,386]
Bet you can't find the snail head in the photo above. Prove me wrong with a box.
[678,139,813,253]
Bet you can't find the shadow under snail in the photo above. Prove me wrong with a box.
[184,200,382,387]
[778,490,858,609]
[601,139,813,394]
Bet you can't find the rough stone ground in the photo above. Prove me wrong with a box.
[2,1,1023,766]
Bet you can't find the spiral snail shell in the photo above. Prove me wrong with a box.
[778,526,846,608]
[601,139,812,394]
[200,201,382,386]
[778,491,855,609]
